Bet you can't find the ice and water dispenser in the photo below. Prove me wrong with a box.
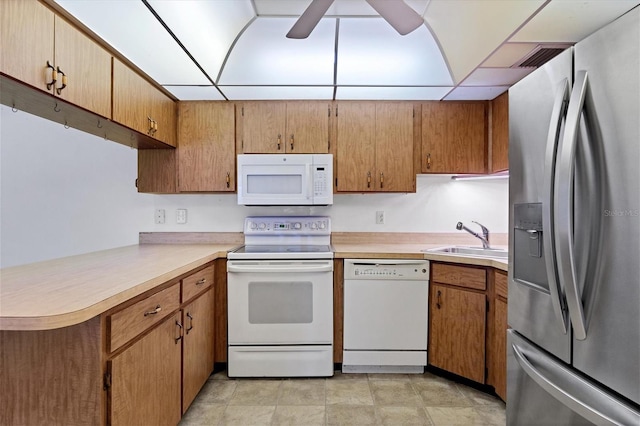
[513,203,549,291]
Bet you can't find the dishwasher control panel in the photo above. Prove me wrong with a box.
[344,259,429,280]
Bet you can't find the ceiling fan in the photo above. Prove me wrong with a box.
[286,0,424,39]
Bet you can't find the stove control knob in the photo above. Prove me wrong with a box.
[258,222,266,230]
[248,221,256,230]
[318,221,326,229]
[293,222,302,230]
[310,222,318,230]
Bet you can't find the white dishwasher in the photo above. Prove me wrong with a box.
[343,259,429,374]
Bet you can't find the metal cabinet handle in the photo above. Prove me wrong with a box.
[186,312,194,334]
[367,171,371,188]
[277,134,282,150]
[46,61,57,90]
[426,153,431,170]
[175,320,183,343]
[143,305,161,316]
[380,172,384,189]
[226,172,230,188]
[290,134,294,150]
[436,290,442,309]
[196,278,207,286]
[55,67,67,94]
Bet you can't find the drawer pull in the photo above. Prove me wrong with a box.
[175,320,183,343]
[436,290,442,309]
[196,278,207,286]
[186,312,194,334]
[143,305,162,316]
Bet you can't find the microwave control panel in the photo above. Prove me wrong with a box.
[314,166,329,197]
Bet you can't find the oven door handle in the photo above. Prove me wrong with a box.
[227,262,333,273]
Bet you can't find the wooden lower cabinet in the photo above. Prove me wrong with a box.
[493,297,508,400]
[109,312,182,426]
[182,287,215,413]
[429,283,486,383]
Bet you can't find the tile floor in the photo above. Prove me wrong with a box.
[179,369,506,425]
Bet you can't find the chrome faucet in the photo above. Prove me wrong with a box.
[456,221,491,249]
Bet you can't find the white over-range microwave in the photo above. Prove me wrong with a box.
[237,154,333,206]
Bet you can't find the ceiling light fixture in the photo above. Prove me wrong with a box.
[286,0,424,39]
[451,171,510,181]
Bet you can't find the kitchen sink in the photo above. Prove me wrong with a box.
[424,246,508,259]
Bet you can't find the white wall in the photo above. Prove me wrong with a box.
[1,103,508,267]
[148,175,508,234]
[0,105,154,268]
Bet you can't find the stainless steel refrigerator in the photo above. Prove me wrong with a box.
[507,6,640,425]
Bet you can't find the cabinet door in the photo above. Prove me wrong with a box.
[429,284,486,383]
[493,297,508,401]
[138,150,177,193]
[490,92,509,173]
[422,102,487,174]
[0,0,54,92]
[240,102,286,153]
[336,102,376,192]
[182,288,215,413]
[54,17,111,118]
[178,102,235,192]
[375,103,415,192]
[285,101,329,153]
[109,313,182,426]
[148,82,177,147]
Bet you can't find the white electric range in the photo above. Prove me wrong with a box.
[226,216,334,377]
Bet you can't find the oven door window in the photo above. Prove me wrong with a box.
[248,281,313,324]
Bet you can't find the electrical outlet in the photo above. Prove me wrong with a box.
[155,209,165,224]
[376,210,385,224]
[176,209,188,224]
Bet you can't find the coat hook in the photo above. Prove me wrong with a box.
[54,102,61,113]
[64,122,70,129]
[11,104,18,113]
[97,119,103,129]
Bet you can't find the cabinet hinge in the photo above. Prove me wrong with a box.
[486,299,490,311]
[103,372,111,390]
[328,106,331,117]
[335,177,338,187]
[328,140,330,150]
[241,106,244,117]
[485,367,489,382]
[135,178,138,188]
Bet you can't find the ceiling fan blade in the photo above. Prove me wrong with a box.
[286,0,335,39]
[366,0,424,35]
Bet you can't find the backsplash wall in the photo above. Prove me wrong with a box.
[150,175,508,234]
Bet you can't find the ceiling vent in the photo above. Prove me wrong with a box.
[514,44,573,68]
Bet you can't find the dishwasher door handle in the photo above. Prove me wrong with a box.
[346,259,428,266]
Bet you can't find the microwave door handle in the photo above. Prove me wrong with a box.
[307,164,314,201]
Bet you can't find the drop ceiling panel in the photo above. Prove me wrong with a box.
[336,19,452,86]
[463,67,536,86]
[219,86,334,100]
[163,86,226,101]
[218,18,336,85]
[424,0,546,84]
[53,0,209,85]
[511,0,640,42]
[444,86,509,101]
[336,86,453,100]
[482,43,539,67]
[149,0,255,82]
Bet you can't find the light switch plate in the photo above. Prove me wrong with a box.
[155,209,165,224]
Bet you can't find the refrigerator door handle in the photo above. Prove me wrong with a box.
[555,71,589,340]
[542,78,571,334]
[511,333,640,426]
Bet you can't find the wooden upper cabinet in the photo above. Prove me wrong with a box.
[490,92,509,173]
[0,0,111,117]
[239,101,329,153]
[375,103,415,192]
[336,102,376,192]
[421,102,487,174]
[178,102,235,192]
[0,0,54,90]
[336,102,415,192]
[113,59,176,147]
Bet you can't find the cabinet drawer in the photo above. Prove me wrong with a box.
[432,263,486,290]
[109,283,180,352]
[182,265,214,303]
[495,270,508,299]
